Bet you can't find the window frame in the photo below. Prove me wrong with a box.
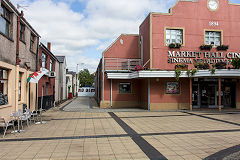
[0,5,11,37]
[0,68,8,106]
[50,59,53,71]
[164,27,185,46]
[204,29,223,47]
[18,73,22,101]
[119,82,132,94]
[20,22,25,42]
[30,33,35,52]
[41,53,46,68]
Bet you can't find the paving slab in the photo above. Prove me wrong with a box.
[0,97,240,159]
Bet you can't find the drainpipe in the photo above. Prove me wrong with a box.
[15,11,24,111]
[102,56,104,108]
[148,79,150,111]
[16,11,24,65]
[110,79,112,108]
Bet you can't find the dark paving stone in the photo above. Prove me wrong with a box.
[204,144,240,160]
[183,111,240,127]
[109,112,167,160]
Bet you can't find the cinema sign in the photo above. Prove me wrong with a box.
[167,51,240,64]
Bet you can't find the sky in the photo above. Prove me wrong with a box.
[10,0,240,73]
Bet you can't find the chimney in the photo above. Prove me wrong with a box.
[47,42,51,51]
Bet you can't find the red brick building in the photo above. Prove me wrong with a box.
[38,43,58,109]
[96,0,240,111]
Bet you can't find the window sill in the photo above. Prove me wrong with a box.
[18,101,23,104]
[0,104,12,109]
[20,40,26,45]
[30,49,36,54]
[0,31,14,42]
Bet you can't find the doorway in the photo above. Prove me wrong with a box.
[192,78,236,109]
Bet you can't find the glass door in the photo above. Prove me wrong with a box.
[208,85,217,108]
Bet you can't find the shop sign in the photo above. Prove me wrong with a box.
[168,51,240,64]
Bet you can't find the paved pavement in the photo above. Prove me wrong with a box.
[0,97,240,159]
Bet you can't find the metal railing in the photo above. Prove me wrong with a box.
[104,58,141,71]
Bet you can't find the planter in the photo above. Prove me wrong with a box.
[231,58,240,69]
[194,62,209,70]
[217,45,229,51]
[175,64,188,70]
[200,45,212,51]
[134,65,143,71]
[169,43,182,49]
[215,62,226,69]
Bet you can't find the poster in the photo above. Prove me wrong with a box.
[166,82,180,94]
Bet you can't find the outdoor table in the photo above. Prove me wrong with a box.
[35,109,46,125]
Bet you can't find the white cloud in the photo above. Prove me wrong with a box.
[10,0,175,73]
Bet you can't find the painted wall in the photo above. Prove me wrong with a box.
[150,78,190,110]
[55,61,60,103]
[57,59,67,101]
[102,78,141,108]
[0,0,39,121]
[150,0,240,70]
[104,34,140,59]
[139,79,148,109]
[0,61,37,121]
[139,15,151,69]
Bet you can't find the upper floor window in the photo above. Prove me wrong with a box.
[0,5,11,37]
[166,29,183,45]
[41,53,46,68]
[20,23,25,42]
[50,59,53,71]
[205,31,221,46]
[30,33,36,52]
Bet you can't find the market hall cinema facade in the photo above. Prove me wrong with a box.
[95,0,240,111]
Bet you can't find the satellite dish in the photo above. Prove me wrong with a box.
[120,39,123,45]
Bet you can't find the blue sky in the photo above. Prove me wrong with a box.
[11,0,240,73]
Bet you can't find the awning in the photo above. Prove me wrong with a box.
[106,69,240,79]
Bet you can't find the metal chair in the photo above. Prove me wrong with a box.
[18,109,30,130]
[0,118,15,138]
[24,109,32,125]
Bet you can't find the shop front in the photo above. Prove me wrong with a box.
[192,78,236,109]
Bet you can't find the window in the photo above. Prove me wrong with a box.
[18,73,22,101]
[166,29,183,45]
[30,34,35,52]
[20,23,25,42]
[45,83,48,96]
[41,53,46,68]
[205,31,221,46]
[0,5,11,37]
[119,83,131,94]
[50,59,53,71]
[0,68,8,105]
